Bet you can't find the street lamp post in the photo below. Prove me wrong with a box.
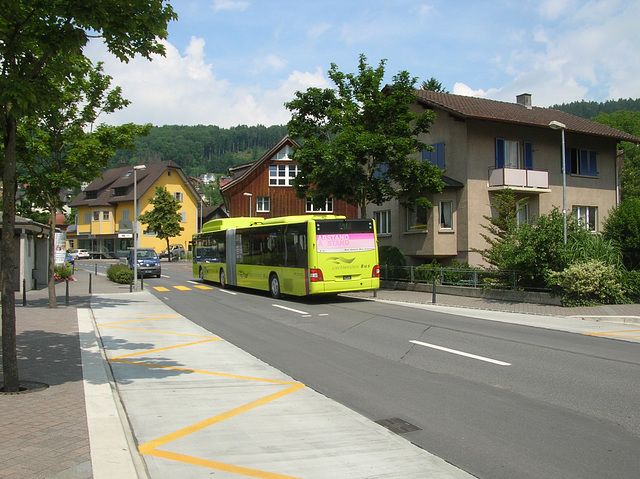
[133,164,146,290]
[549,121,567,244]
[243,192,253,217]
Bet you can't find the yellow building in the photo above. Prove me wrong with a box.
[68,161,202,258]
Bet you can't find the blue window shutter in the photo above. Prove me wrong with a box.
[422,148,432,163]
[436,142,445,169]
[524,141,533,170]
[495,138,505,168]
[566,146,573,174]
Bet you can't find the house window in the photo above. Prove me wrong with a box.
[269,164,300,186]
[306,197,333,213]
[422,142,445,170]
[123,209,130,220]
[406,203,428,231]
[271,145,294,160]
[181,212,187,223]
[174,191,183,202]
[102,211,109,220]
[374,210,391,235]
[569,148,598,176]
[495,139,534,170]
[84,213,91,224]
[439,201,453,229]
[517,202,529,226]
[93,211,100,221]
[574,206,597,231]
[257,196,271,212]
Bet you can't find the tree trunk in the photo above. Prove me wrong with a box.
[47,211,57,308]
[360,203,367,219]
[1,112,19,392]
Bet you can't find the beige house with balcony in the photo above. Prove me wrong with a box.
[368,92,640,266]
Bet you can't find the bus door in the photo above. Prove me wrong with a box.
[226,228,237,286]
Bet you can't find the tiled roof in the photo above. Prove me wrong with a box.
[416,91,640,143]
[70,160,195,208]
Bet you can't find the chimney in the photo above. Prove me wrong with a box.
[516,93,532,109]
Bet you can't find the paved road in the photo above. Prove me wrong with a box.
[144,264,640,479]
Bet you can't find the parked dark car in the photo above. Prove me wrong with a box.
[127,248,161,278]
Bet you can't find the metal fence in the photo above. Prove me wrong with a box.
[380,265,520,290]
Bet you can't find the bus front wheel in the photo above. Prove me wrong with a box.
[219,269,226,288]
[269,273,281,299]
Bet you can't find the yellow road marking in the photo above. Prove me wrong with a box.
[194,285,213,290]
[153,286,170,291]
[141,448,303,479]
[97,315,181,327]
[110,338,220,360]
[584,329,640,337]
[101,326,214,338]
[98,312,307,478]
[174,285,192,291]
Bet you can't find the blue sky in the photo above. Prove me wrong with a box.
[85,0,640,127]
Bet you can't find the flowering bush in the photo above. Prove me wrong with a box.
[548,260,627,306]
[54,264,73,281]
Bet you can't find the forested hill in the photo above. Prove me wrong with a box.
[111,99,640,177]
[111,124,289,177]
[551,98,640,119]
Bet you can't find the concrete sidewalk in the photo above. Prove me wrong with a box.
[2,262,639,478]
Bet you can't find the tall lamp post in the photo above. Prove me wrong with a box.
[549,121,567,244]
[243,192,253,217]
[133,164,147,290]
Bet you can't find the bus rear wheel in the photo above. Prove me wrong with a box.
[219,269,226,288]
[269,273,281,299]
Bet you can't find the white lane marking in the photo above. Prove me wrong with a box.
[187,280,199,284]
[220,289,237,295]
[273,304,310,315]
[319,313,329,316]
[409,340,511,366]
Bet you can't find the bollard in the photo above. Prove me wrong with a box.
[432,275,437,304]
[130,277,133,292]
[95,263,97,275]
[65,279,70,306]
[140,275,144,291]
[23,279,27,306]
[89,273,92,294]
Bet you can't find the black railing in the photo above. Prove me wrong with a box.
[381,265,523,290]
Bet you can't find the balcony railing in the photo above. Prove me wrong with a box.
[488,167,549,190]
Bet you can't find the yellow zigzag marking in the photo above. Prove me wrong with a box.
[584,329,640,338]
[99,314,306,478]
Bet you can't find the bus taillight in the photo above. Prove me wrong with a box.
[310,269,324,282]
[372,265,380,278]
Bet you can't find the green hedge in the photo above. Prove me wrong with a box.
[107,264,133,284]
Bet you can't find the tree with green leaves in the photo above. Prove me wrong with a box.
[1,0,176,392]
[285,54,444,218]
[603,197,640,270]
[474,189,528,269]
[138,186,184,261]
[593,110,640,200]
[421,77,449,93]
[19,62,151,308]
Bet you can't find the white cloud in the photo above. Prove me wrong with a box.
[213,0,249,12]
[253,54,287,73]
[84,38,330,127]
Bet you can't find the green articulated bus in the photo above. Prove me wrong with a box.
[191,215,380,298]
